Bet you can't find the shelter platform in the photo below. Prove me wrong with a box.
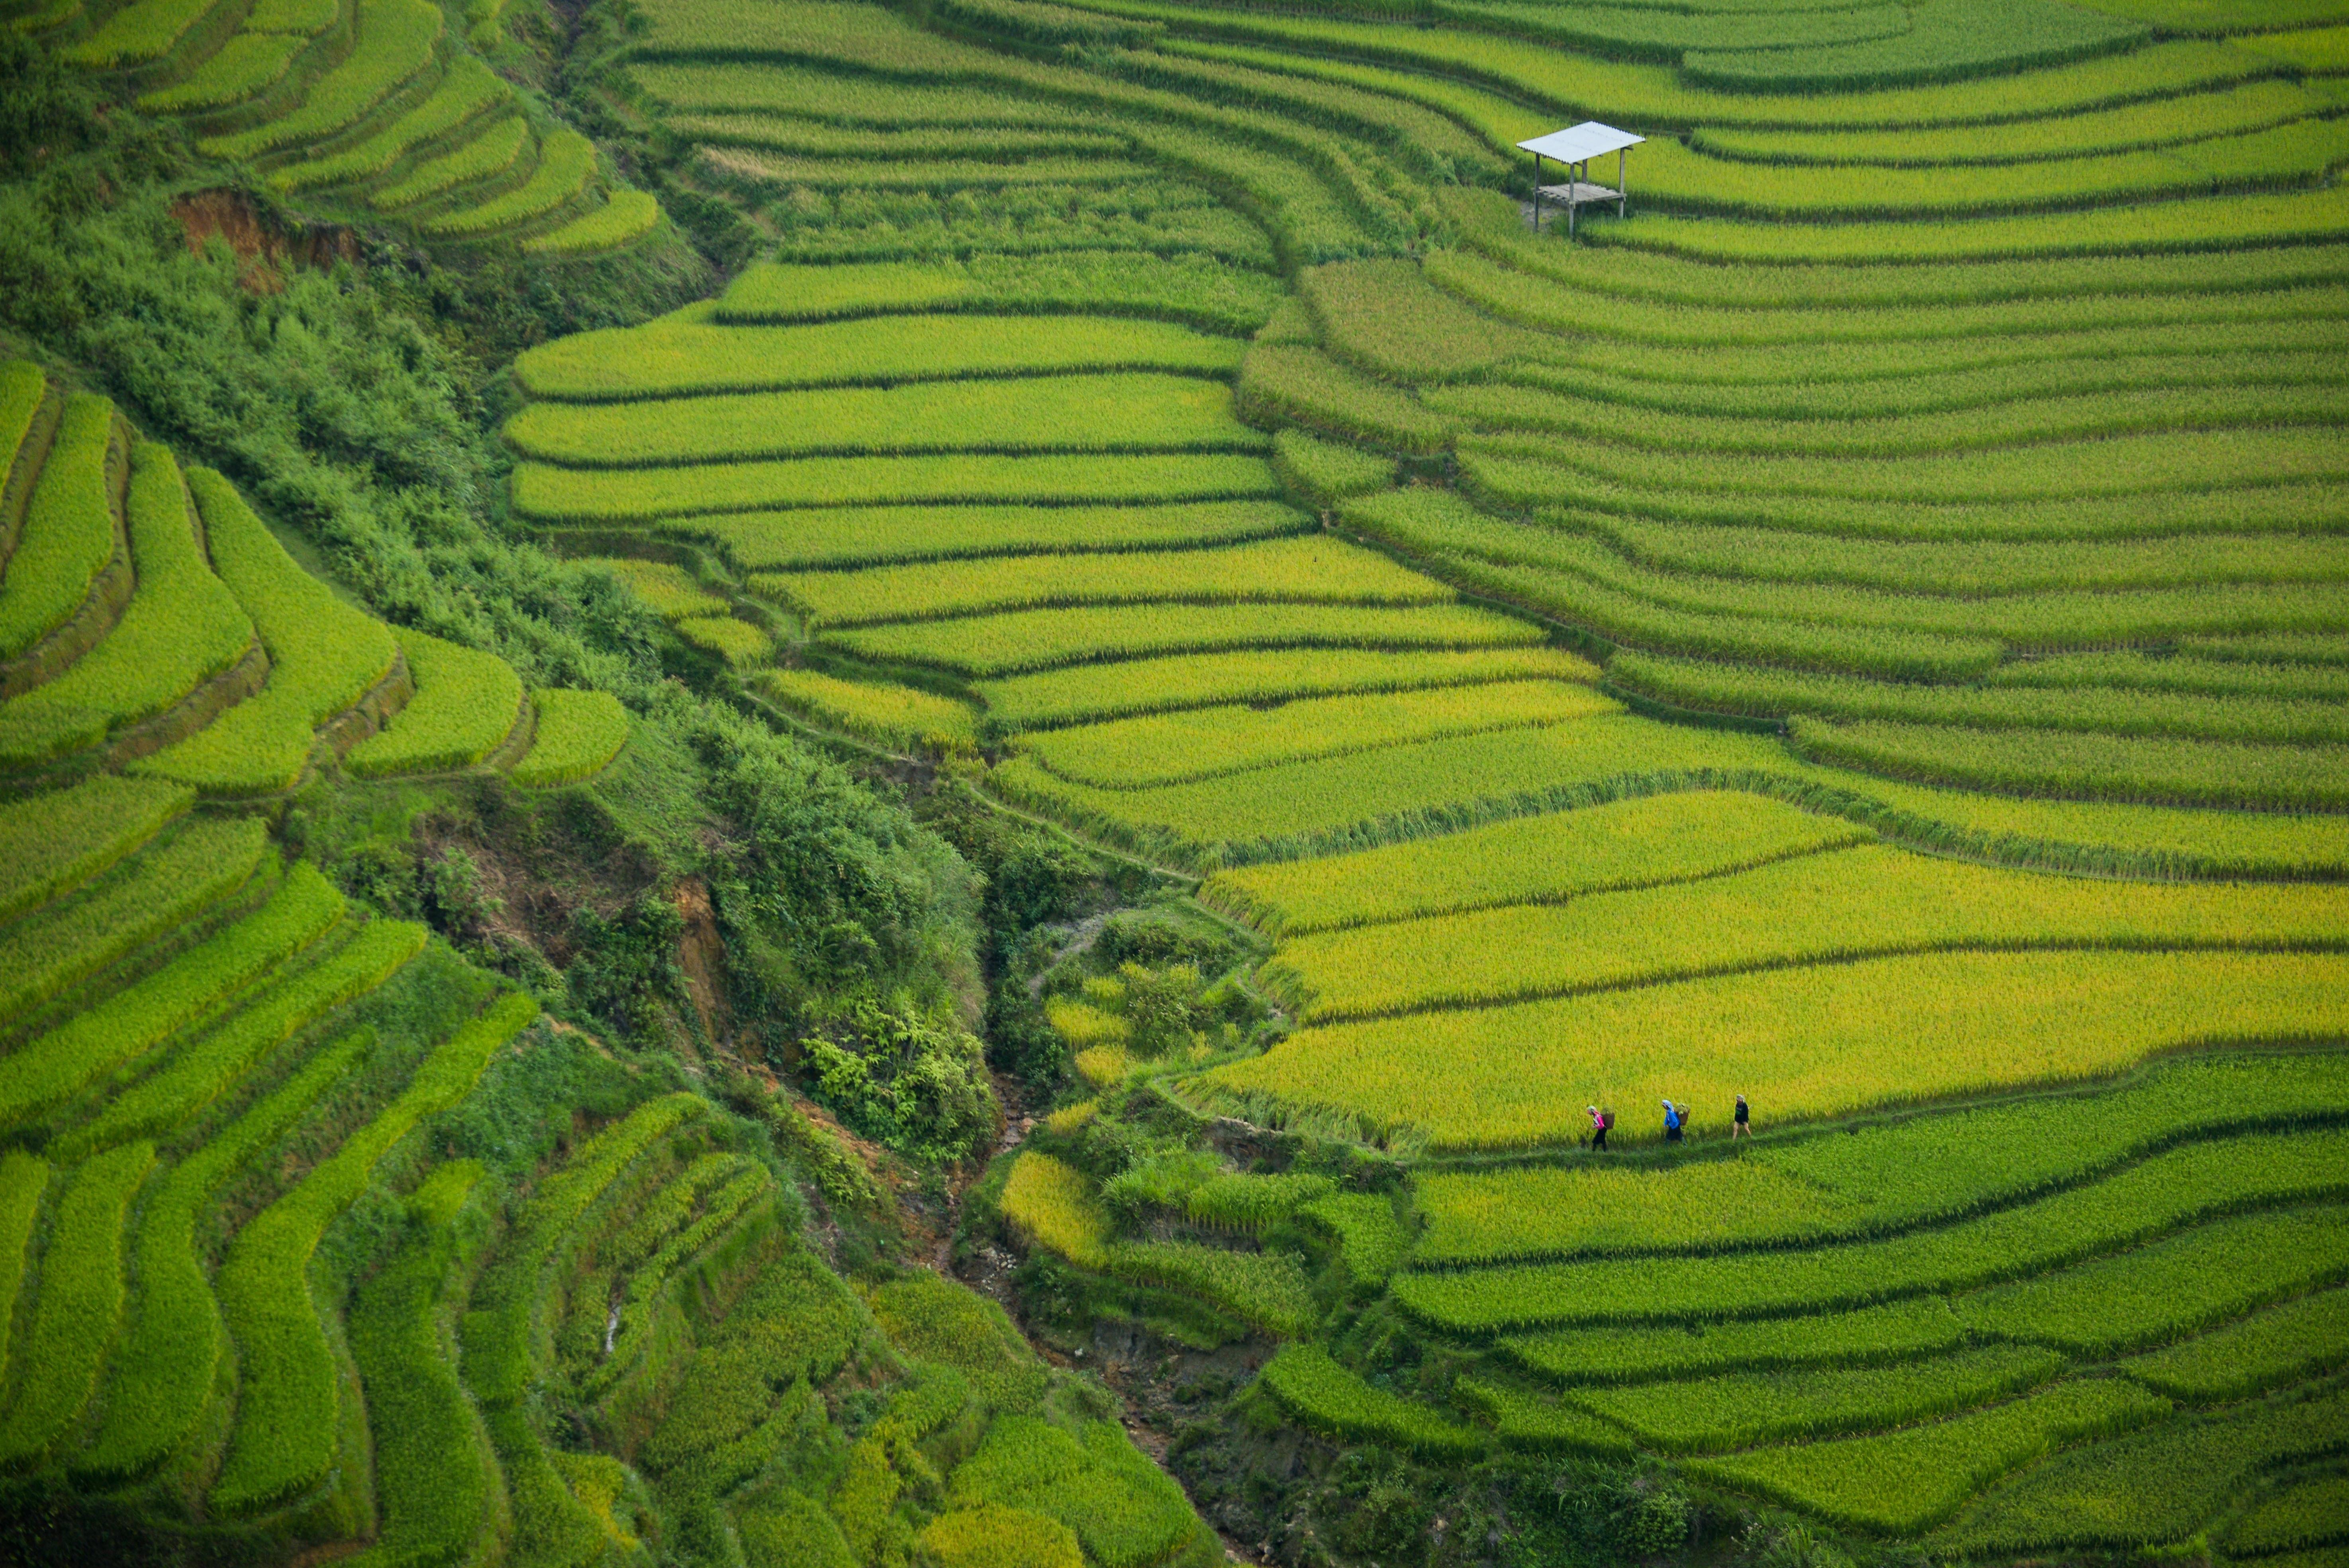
[1536,182,1621,205]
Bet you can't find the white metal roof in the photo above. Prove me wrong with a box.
[1516,122,1645,162]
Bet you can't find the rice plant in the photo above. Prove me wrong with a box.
[1208,951,2349,1157]
[1203,789,1866,937]
[1265,840,2349,1022]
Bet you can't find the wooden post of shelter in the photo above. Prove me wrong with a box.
[1516,122,1645,241]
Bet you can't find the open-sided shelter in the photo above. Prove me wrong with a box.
[1518,122,1645,238]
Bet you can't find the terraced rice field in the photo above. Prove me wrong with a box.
[41,0,660,251]
[0,367,700,1554]
[0,329,1225,1568]
[465,0,2349,1543]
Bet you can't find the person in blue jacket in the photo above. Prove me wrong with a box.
[1662,1098,1683,1144]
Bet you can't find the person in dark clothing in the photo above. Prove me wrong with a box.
[1662,1098,1682,1143]
[1588,1104,1609,1151]
[1732,1093,1751,1139]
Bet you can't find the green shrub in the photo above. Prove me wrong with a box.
[372,115,530,211]
[505,372,1266,468]
[211,993,536,1514]
[424,126,597,235]
[0,816,270,1024]
[58,915,427,1159]
[0,774,192,924]
[0,392,114,660]
[1260,1344,1484,1454]
[524,189,662,256]
[0,1141,154,1466]
[78,1028,372,1483]
[0,859,343,1127]
[719,1075,880,1212]
[131,469,399,796]
[203,0,444,160]
[0,441,254,766]
[509,688,629,787]
[347,627,524,776]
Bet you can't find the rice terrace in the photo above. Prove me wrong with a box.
[0,0,2347,1556]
